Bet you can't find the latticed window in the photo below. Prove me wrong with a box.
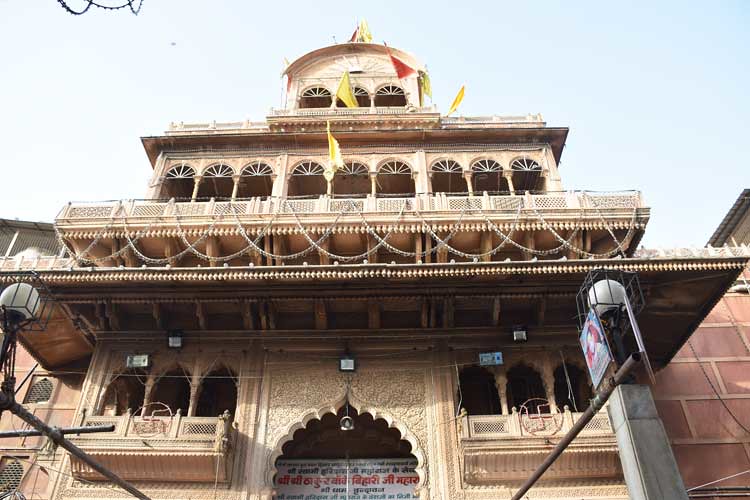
[430,160,462,173]
[24,377,53,404]
[302,87,331,97]
[241,162,273,176]
[471,159,502,173]
[165,164,196,178]
[378,161,411,175]
[353,87,370,107]
[0,459,24,493]
[203,164,234,177]
[291,161,325,176]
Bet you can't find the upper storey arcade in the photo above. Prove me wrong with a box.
[283,43,423,112]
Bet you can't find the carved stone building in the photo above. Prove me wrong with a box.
[0,41,748,500]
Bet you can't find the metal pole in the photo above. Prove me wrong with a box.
[510,353,641,500]
[0,424,114,439]
[0,393,151,500]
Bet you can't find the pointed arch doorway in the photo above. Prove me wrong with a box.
[273,405,419,499]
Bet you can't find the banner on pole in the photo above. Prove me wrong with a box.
[579,308,612,389]
[275,458,418,499]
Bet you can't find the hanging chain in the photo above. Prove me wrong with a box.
[57,0,143,15]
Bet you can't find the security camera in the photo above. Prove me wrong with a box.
[340,416,354,431]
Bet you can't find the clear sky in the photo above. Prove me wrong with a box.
[0,1,747,247]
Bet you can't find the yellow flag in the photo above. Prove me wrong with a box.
[446,84,465,116]
[420,71,432,99]
[336,71,358,108]
[326,122,343,182]
[358,19,373,43]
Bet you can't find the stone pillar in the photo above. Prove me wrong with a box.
[231,175,240,200]
[494,371,509,415]
[464,172,474,196]
[191,176,202,201]
[188,382,200,417]
[142,376,156,416]
[608,384,689,500]
[370,173,377,196]
[540,360,558,413]
[504,172,515,195]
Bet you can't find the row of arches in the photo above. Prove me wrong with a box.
[100,365,237,418]
[159,157,544,200]
[299,84,407,109]
[458,362,592,416]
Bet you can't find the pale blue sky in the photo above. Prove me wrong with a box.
[0,1,747,247]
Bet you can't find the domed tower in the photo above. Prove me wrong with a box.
[283,43,425,111]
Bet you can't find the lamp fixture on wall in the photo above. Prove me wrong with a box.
[167,330,184,349]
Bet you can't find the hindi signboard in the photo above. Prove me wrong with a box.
[579,308,612,389]
[275,458,418,499]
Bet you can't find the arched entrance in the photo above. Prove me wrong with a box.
[273,405,420,499]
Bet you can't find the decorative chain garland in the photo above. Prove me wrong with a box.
[55,195,643,266]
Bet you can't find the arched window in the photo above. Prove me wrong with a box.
[196,163,235,200]
[162,164,196,200]
[335,87,370,108]
[23,377,54,404]
[506,364,547,413]
[100,370,146,416]
[374,85,406,107]
[237,161,274,198]
[430,160,467,194]
[288,161,327,197]
[471,159,509,194]
[195,366,237,417]
[458,366,501,416]
[510,157,544,193]
[299,87,331,109]
[149,369,190,416]
[333,161,370,196]
[554,363,592,413]
[376,161,414,195]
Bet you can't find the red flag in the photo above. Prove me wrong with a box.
[349,27,359,42]
[384,42,417,79]
[286,74,292,94]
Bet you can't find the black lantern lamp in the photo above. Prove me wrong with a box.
[576,268,654,382]
[0,272,54,397]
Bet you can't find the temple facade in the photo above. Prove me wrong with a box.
[0,40,748,500]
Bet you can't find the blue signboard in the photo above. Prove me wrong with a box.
[479,352,503,366]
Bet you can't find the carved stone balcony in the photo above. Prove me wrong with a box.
[56,191,645,225]
[69,412,234,483]
[459,409,621,485]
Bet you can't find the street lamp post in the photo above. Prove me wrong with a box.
[0,273,152,500]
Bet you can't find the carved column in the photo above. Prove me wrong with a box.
[494,371,509,415]
[188,381,200,417]
[464,172,474,196]
[370,172,377,196]
[540,358,558,413]
[231,175,241,200]
[504,171,515,195]
[142,376,156,416]
[191,175,203,201]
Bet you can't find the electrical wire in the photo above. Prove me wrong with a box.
[57,0,143,15]
[687,468,750,492]
[686,340,750,436]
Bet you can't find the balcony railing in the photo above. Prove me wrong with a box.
[56,191,645,223]
[69,412,234,482]
[459,409,622,484]
[460,408,613,441]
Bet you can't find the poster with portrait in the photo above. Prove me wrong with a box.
[579,308,612,389]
